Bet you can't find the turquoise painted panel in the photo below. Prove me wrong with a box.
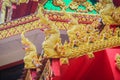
[43,0,97,14]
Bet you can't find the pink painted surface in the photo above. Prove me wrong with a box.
[30,70,37,80]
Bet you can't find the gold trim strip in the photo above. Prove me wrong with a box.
[0,11,99,40]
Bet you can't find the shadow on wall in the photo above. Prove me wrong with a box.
[0,64,24,80]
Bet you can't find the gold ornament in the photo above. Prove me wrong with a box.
[53,0,66,11]
[21,32,41,69]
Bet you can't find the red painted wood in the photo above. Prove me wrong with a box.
[0,60,23,70]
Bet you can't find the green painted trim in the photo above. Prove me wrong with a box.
[43,0,97,14]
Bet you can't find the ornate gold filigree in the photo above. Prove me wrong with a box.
[111,7,120,25]
[41,10,120,63]
[1,6,120,64]
[69,1,79,10]
[69,0,95,12]
[82,2,94,11]
[0,10,99,40]
[53,0,66,10]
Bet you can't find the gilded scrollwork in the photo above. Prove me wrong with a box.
[69,1,80,10]
[40,10,120,64]
[1,3,120,65]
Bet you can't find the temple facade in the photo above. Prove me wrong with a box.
[0,0,120,80]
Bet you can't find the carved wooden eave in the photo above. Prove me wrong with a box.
[0,10,100,40]
[0,4,120,61]
[0,14,40,40]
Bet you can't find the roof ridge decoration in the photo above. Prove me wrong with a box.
[44,0,97,14]
[0,0,119,61]
[19,6,120,79]
[0,0,119,39]
[0,0,120,79]
[0,8,100,40]
[19,6,120,65]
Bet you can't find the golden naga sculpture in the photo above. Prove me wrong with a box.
[37,5,61,58]
[1,4,120,65]
[115,54,120,70]
[42,25,62,58]
[21,32,41,69]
